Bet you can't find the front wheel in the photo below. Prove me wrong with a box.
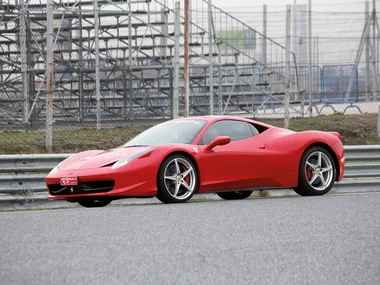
[216,191,253,200]
[293,146,336,196]
[77,199,111,208]
[156,154,198,203]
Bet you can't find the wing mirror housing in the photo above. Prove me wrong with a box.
[205,136,231,151]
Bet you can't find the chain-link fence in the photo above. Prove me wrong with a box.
[223,2,380,111]
[0,0,379,154]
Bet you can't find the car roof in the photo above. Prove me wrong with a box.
[174,115,274,129]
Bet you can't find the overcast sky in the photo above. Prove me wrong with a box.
[217,0,368,9]
[216,0,372,15]
[208,0,375,65]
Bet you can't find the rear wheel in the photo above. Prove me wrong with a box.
[157,154,198,203]
[293,146,336,196]
[77,199,111,208]
[216,191,253,200]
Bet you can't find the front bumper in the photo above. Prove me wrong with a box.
[46,166,157,200]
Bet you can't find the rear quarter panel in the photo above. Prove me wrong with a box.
[258,128,343,186]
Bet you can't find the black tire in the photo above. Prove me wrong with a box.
[293,146,336,196]
[77,199,111,208]
[216,191,253,200]
[156,154,198,203]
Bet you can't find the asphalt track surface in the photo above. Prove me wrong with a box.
[1,193,379,285]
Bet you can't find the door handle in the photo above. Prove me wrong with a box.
[259,144,266,150]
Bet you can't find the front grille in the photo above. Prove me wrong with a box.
[49,180,114,196]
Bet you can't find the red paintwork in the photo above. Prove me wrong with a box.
[46,116,345,200]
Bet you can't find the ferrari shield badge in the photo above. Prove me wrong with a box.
[193,147,198,154]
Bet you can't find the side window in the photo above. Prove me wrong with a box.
[249,124,260,136]
[200,120,255,145]
[251,123,268,134]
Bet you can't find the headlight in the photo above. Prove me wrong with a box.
[111,148,153,169]
[111,158,129,169]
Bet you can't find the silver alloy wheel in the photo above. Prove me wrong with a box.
[163,157,196,200]
[305,151,334,191]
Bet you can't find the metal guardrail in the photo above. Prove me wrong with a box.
[0,146,379,205]
[0,154,70,173]
[343,145,380,161]
[0,154,71,195]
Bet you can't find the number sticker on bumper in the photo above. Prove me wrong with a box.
[60,177,78,186]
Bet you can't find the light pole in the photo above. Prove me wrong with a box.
[308,0,313,117]
[184,0,190,117]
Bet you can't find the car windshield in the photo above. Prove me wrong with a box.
[123,119,207,147]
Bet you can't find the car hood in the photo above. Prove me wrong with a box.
[61,147,153,170]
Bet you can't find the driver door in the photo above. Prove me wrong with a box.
[197,120,268,193]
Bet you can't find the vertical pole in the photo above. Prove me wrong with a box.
[308,0,313,117]
[208,0,214,115]
[189,0,194,101]
[169,69,174,118]
[378,29,380,102]
[262,4,267,109]
[46,0,54,153]
[189,0,193,44]
[78,8,84,121]
[122,68,127,116]
[313,37,316,69]
[313,36,317,98]
[173,1,180,119]
[216,0,222,114]
[365,1,370,101]
[317,35,319,102]
[20,1,29,123]
[292,0,297,60]
[160,8,168,59]
[378,106,380,137]
[218,60,223,114]
[160,8,168,117]
[372,0,378,100]
[284,5,291,129]
[378,23,380,101]
[128,1,134,119]
[122,50,127,116]
[184,0,190,117]
[94,0,101,129]
[263,5,267,66]
[317,36,319,68]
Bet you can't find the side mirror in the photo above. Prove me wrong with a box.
[205,136,231,151]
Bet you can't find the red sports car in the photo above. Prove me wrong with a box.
[46,116,345,207]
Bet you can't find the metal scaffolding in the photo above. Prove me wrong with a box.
[0,0,299,131]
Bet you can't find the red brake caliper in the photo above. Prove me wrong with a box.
[306,165,312,180]
[183,166,190,186]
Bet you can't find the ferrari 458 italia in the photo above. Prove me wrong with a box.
[45,116,345,207]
